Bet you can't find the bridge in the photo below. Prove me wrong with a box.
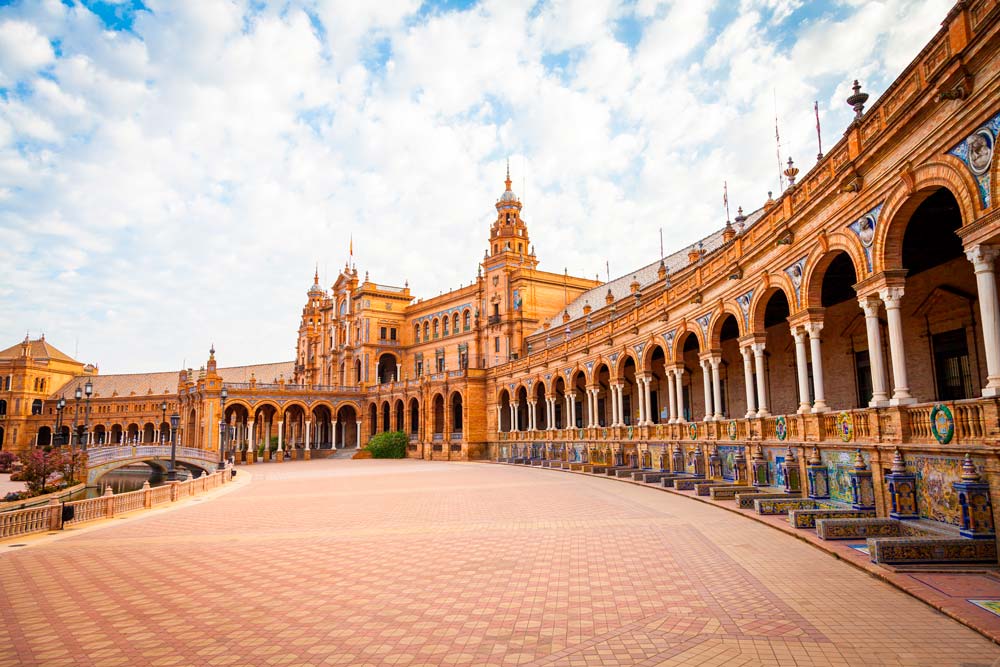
[85,445,218,485]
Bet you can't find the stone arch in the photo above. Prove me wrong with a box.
[432,393,445,434]
[225,399,255,414]
[875,158,979,273]
[640,340,667,371]
[801,242,866,310]
[588,358,611,385]
[671,326,704,363]
[524,376,544,394]
[449,390,463,433]
[309,400,337,419]
[612,349,640,380]
[748,279,797,333]
[251,400,281,416]
[707,305,746,349]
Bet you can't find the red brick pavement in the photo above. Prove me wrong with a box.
[0,459,997,666]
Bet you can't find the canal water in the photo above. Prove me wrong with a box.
[74,465,196,500]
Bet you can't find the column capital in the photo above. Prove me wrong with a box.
[803,321,824,338]
[738,332,767,347]
[792,325,809,342]
[858,294,882,318]
[853,269,907,300]
[966,244,1000,272]
[878,285,906,307]
[751,341,767,355]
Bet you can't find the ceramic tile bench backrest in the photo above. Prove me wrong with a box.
[709,486,757,500]
[735,491,800,509]
[869,537,998,565]
[753,498,821,515]
[788,508,875,529]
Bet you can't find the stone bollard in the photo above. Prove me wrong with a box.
[245,451,254,465]
[142,480,152,508]
[48,498,62,531]
[304,449,311,461]
[103,486,115,519]
[169,481,180,502]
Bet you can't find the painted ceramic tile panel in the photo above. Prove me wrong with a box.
[905,455,986,526]
[764,447,787,488]
[718,446,741,480]
[821,450,869,504]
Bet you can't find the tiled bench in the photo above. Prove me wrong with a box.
[735,491,800,510]
[788,507,874,529]
[869,537,998,565]
[613,468,643,478]
[569,463,586,471]
[529,459,545,466]
[634,471,672,483]
[673,477,709,491]
[695,482,737,496]
[589,465,610,475]
[661,474,695,488]
[754,497,828,516]
[709,485,758,501]
[815,518,948,541]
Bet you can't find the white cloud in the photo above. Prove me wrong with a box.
[0,0,952,372]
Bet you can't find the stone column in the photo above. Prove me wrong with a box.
[675,367,686,423]
[527,400,536,431]
[355,420,361,448]
[859,295,889,406]
[879,286,914,405]
[590,389,599,427]
[792,327,811,414]
[511,403,519,432]
[709,356,723,421]
[305,420,311,450]
[700,358,713,421]
[740,346,756,418]
[631,381,642,426]
[277,420,284,452]
[806,322,828,412]
[752,342,770,417]
[643,376,653,425]
[665,369,677,423]
[968,245,1000,396]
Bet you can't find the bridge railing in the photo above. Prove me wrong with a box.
[1,469,231,542]
[86,445,217,469]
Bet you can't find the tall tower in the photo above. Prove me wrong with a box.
[487,163,537,266]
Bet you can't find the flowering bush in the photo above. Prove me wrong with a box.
[18,449,59,495]
[0,451,15,473]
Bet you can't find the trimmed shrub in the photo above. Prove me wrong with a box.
[365,431,407,459]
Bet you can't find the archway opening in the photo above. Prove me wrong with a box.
[377,353,398,384]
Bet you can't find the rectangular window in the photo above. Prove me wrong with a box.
[854,350,872,408]
[933,329,972,400]
[416,361,423,377]
[494,337,500,353]
[390,328,397,341]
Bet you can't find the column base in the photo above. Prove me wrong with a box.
[811,403,830,413]
[756,410,771,418]
[797,405,811,415]
[304,449,311,460]
[868,395,890,408]
[889,396,917,406]
[275,451,284,462]
[745,411,757,419]
[982,384,1000,398]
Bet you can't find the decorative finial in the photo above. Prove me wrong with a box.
[847,79,869,120]
[808,446,821,466]
[365,270,369,282]
[785,445,797,462]
[961,453,980,482]
[853,448,867,471]
[891,448,906,474]
[784,156,799,186]
[209,344,215,357]
[314,263,319,284]
[505,158,512,191]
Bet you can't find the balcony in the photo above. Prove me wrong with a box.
[488,314,502,325]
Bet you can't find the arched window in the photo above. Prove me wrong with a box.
[433,318,439,339]
[442,317,449,336]
[31,399,42,415]
[452,313,459,334]
[414,324,420,343]
[463,310,471,331]
[0,399,6,416]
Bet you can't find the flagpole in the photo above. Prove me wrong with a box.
[815,101,823,160]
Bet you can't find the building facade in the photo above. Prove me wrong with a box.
[2,0,1000,547]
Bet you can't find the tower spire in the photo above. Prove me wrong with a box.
[505,158,512,191]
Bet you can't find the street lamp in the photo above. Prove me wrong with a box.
[82,380,93,451]
[168,412,180,481]
[160,401,167,444]
[218,387,228,471]
[54,397,66,447]
[73,386,81,451]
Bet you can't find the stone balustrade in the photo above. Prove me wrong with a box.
[0,469,230,542]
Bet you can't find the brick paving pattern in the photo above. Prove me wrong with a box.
[1,459,998,666]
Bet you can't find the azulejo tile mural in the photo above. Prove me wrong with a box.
[821,450,870,504]
[764,447,787,488]
[905,455,987,527]
[718,445,741,480]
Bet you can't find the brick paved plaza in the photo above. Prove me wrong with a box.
[1,460,998,667]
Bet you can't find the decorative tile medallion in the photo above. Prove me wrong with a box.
[969,599,1000,618]
[688,422,698,440]
[727,419,738,440]
[930,404,955,444]
[775,415,788,441]
[949,110,1000,207]
[847,204,882,272]
[836,411,854,442]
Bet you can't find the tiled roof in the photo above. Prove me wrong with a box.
[0,337,81,364]
[535,208,766,333]
[53,361,295,399]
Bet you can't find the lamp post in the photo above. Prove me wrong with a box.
[82,380,92,451]
[218,388,228,471]
[54,397,66,447]
[73,386,81,451]
[168,412,180,481]
[160,401,167,444]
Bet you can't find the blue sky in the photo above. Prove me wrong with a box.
[0,0,953,372]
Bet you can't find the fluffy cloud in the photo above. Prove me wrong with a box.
[0,0,952,372]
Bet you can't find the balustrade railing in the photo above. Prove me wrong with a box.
[1,470,230,542]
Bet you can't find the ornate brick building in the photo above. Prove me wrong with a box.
[3,0,1000,551]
